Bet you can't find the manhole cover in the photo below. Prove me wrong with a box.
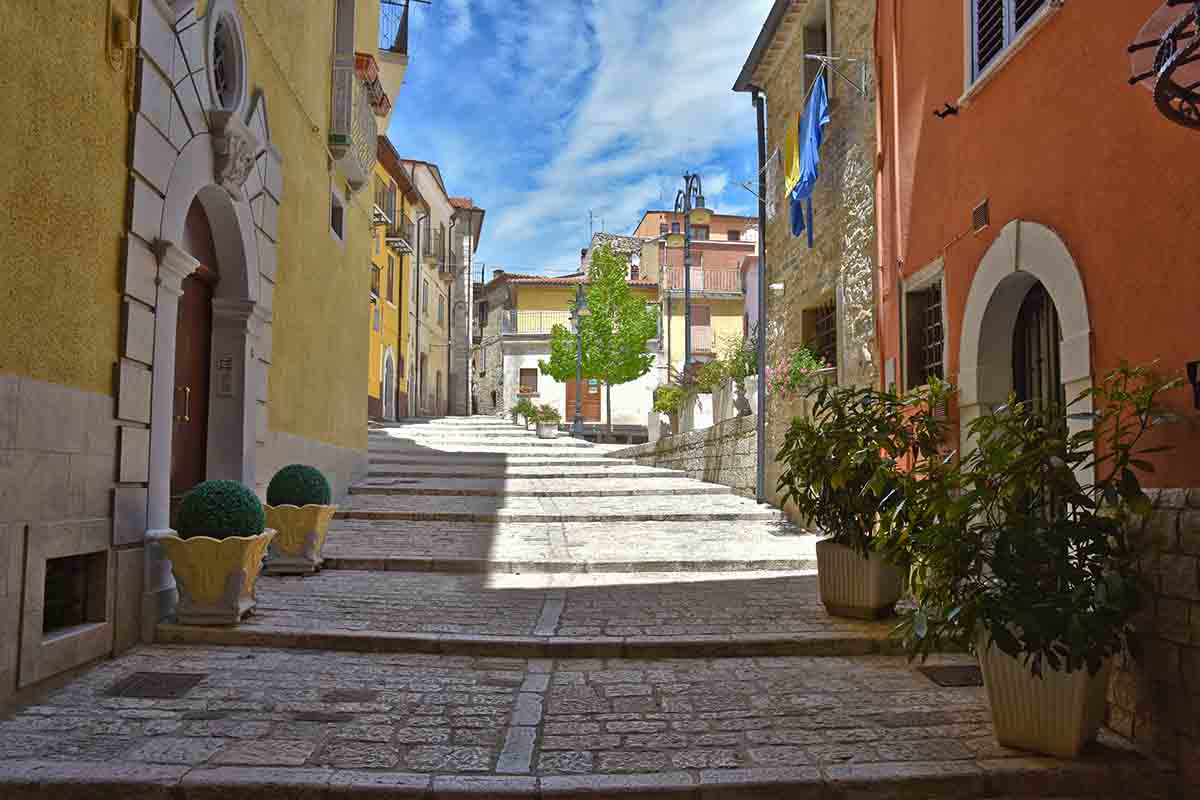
[109,672,207,699]
[322,688,379,703]
[916,665,983,687]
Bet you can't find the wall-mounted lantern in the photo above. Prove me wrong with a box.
[1129,1,1200,129]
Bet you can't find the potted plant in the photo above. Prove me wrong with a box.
[159,480,275,625]
[777,381,949,619]
[264,464,336,575]
[766,345,829,399]
[895,364,1180,758]
[653,384,686,437]
[722,333,758,417]
[512,397,537,429]
[535,404,561,438]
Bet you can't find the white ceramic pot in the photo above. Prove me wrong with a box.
[978,637,1113,758]
[815,539,903,619]
[536,422,558,439]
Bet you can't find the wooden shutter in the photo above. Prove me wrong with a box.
[1014,0,1046,32]
[973,0,1005,76]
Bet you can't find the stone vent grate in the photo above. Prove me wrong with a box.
[916,664,984,687]
[108,672,207,699]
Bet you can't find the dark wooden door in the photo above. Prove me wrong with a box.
[1012,282,1064,416]
[171,272,214,506]
[565,377,602,422]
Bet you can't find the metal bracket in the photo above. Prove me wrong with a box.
[805,54,869,99]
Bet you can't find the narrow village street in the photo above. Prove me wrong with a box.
[0,419,1165,797]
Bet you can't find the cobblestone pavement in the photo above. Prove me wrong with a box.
[352,477,733,497]
[339,494,784,523]
[0,645,1163,798]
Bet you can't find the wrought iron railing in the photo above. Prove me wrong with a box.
[386,214,414,253]
[329,56,377,191]
[379,1,409,55]
[500,310,573,335]
[664,266,742,294]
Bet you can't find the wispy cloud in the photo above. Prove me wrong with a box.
[388,0,770,274]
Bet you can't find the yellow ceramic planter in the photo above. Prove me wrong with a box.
[264,504,337,574]
[160,531,275,625]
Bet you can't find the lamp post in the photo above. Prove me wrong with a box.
[570,282,591,438]
[664,174,711,379]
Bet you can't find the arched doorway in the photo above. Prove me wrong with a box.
[1012,282,1065,415]
[171,200,220,515]
[382,350,396,420]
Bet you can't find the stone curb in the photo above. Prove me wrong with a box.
[321,555,818,575]
[347,486,732,498]
[370,458,631,468]
[335,510,784,523]
[0,758,1170,799]
[155,623,900,659]
[366,470,683,479]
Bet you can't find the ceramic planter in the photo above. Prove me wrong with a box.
[815,539,903,619]
[160,531,275,625]
[978,637,1113,758]
[264,504,337,574]
[536,422,558,439]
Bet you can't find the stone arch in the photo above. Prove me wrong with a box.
[957,220,1092,441]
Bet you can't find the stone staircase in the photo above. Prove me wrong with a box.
[0,417,1172,798]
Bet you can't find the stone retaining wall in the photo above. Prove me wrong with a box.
[1108,487,1200,788]
[610,415,757,497]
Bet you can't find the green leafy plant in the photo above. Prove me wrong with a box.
[176,480,266,540]
[512,397,536,423]
[722,332,759,381]
[776,381,952,559]
[767,346,829,397]
[266,464,332,507]
[694,359,728,394]
[536,404,561,424]
[895,363,1182,676]
[653,384,686,416]
[539,244,659,431]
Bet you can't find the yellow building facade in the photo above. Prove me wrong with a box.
[0,0,406,704]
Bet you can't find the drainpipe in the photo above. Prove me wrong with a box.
[753,88,768,504]
[396,194,405,418]
[447,215,457,416]
[413,210,426,416]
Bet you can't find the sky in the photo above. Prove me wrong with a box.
[384,0,774,278]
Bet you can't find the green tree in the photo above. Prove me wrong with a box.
[539,244,659,431]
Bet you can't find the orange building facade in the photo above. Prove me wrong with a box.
[875,0,1200,779]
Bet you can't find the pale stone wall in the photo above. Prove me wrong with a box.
[760,0,878,517]
[1108,488,1200,788]
[611,415,757,498]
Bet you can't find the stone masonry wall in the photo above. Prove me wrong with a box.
[1108,488,1200,789]
[761,0,878,517]
[610,415,757,498]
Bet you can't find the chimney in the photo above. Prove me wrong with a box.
[580,248,589,269]
[492,268,505,281]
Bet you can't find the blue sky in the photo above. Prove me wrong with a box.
[384,0,773,277]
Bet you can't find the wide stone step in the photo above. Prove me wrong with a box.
[0,644,1165,799]
[337,495,783,523]
[349,477,731,498]
[370,435,594,449]
[371,456,632,468]
[322,519,816,574]
[368,448,618,460]
[158,570,896,659]
[367,464,684,480]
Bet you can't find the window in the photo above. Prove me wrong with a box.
[479,301,489,327]
[330,188,345,241]
[802,299,838,369]
[630,263,640,281]
[422,279,429,315]
[373,305,381,331]
[728,229,740,242]
[971,0,1047,80]
[519,368,538,396]
[437,294,444,326]
[386,255,395,303]
[659,223,668,235]
[210,15,243,111]
[370,265,381,298]
[671,222,680,234]
[904,281,944,390]
[691,225,709,241]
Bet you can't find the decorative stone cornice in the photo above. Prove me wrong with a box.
[153,240,200,297]
[210,111,262,201]
[212,298,259,333]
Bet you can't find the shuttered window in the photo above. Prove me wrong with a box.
[971,0,1047,79]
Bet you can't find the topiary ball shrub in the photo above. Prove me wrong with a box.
[267,464,332,507]
[176,480,266,540]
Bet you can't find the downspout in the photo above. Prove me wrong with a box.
[414,210,426,416]
[753,88,768,504]
[447,215,457,416]
[396,193,405,418]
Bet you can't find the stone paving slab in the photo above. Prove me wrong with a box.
[371,456,632,468]
[322,519,815,574]
[367,464,686,480]
[350,478,731,498]
[0,646,1169,798]
[338,495,783,523]
[157,571,894,658]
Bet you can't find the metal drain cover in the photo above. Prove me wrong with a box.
[322,688,379,703]
[109,672,207,699]
[293,711,357,722]
[916,665,983,687]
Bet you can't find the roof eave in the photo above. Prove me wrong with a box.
[733,0,794,93]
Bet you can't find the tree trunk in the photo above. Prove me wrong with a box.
[606,383,612,433]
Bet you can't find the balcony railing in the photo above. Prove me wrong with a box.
[691,326,715,354]
[500,310,573,336]
[379,0,409,55]
[665,266,742,294]
[329,56,378,192]
[386,214,414,253]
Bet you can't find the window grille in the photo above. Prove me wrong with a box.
[971,0,1046,78]
[813,299,837,367]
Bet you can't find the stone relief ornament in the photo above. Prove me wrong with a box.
[210,111,261,200]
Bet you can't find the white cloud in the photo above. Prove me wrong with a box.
[445,0,473,45]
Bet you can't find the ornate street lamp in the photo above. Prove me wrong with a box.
[570,282,591,438]
[664,173,711,376]
[1129,0,1200,129]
